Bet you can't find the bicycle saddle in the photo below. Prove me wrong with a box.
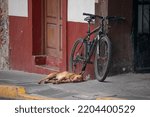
[84,16,94,23]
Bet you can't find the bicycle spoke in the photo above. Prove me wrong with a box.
[69,38,86,74]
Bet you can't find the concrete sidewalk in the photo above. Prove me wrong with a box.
[0,70,150,100]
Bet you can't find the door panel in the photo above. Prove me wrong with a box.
[46,24,58,57]
[47,0,58,17]
[44,0,62,64]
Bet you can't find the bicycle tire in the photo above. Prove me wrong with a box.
[94,35,111,82]
[69,38,86,74]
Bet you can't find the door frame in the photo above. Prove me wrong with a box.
[133,0,138,72]
[41,0,67,71]
[61,0,68,71]
[133,0,150,72]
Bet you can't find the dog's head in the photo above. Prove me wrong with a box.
[71,74,83,82]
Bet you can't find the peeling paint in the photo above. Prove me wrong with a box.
[0,0,9,70]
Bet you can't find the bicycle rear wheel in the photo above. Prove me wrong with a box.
[94,36,111,82]
[69,38,86,74]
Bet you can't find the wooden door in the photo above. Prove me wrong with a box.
[44,0,62,66]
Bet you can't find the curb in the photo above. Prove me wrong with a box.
[96,97,126,100]
[0,85,125,100]
[0,85,58,100]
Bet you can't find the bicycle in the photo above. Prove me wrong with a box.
[69,13,125,82]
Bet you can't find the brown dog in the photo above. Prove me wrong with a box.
[38,71,84,84]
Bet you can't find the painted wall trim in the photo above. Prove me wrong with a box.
[68,0,95,23]
[8,0,28,17]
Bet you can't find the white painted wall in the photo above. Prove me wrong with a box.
[68,0,95,23]
[8,0,28,17]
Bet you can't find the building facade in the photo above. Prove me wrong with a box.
[1,0,150,75]
[0,0,9,70]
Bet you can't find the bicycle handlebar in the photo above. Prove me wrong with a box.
[83,13,103,19]
[83,12,125,21]
[107,16,125,21]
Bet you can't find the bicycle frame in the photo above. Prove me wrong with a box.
[80,24,105,73]
[84,17,108,55]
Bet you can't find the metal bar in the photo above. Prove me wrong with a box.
[142,0,144,33]
[149,4,150,35]
[138,1,150,5]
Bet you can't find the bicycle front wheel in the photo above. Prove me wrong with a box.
[94,36,111,82]
[69,38,86,74]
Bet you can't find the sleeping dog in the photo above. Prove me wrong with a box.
[38,71,84,84]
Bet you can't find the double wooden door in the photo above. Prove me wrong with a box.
[134,0,150,72]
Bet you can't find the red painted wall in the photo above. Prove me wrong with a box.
[9,0,33,72]
[9,16,33,71]
[67,22,88,54]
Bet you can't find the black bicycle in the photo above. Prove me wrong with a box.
[69,13,125,82]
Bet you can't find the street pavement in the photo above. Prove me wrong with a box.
[0,70,150,100]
